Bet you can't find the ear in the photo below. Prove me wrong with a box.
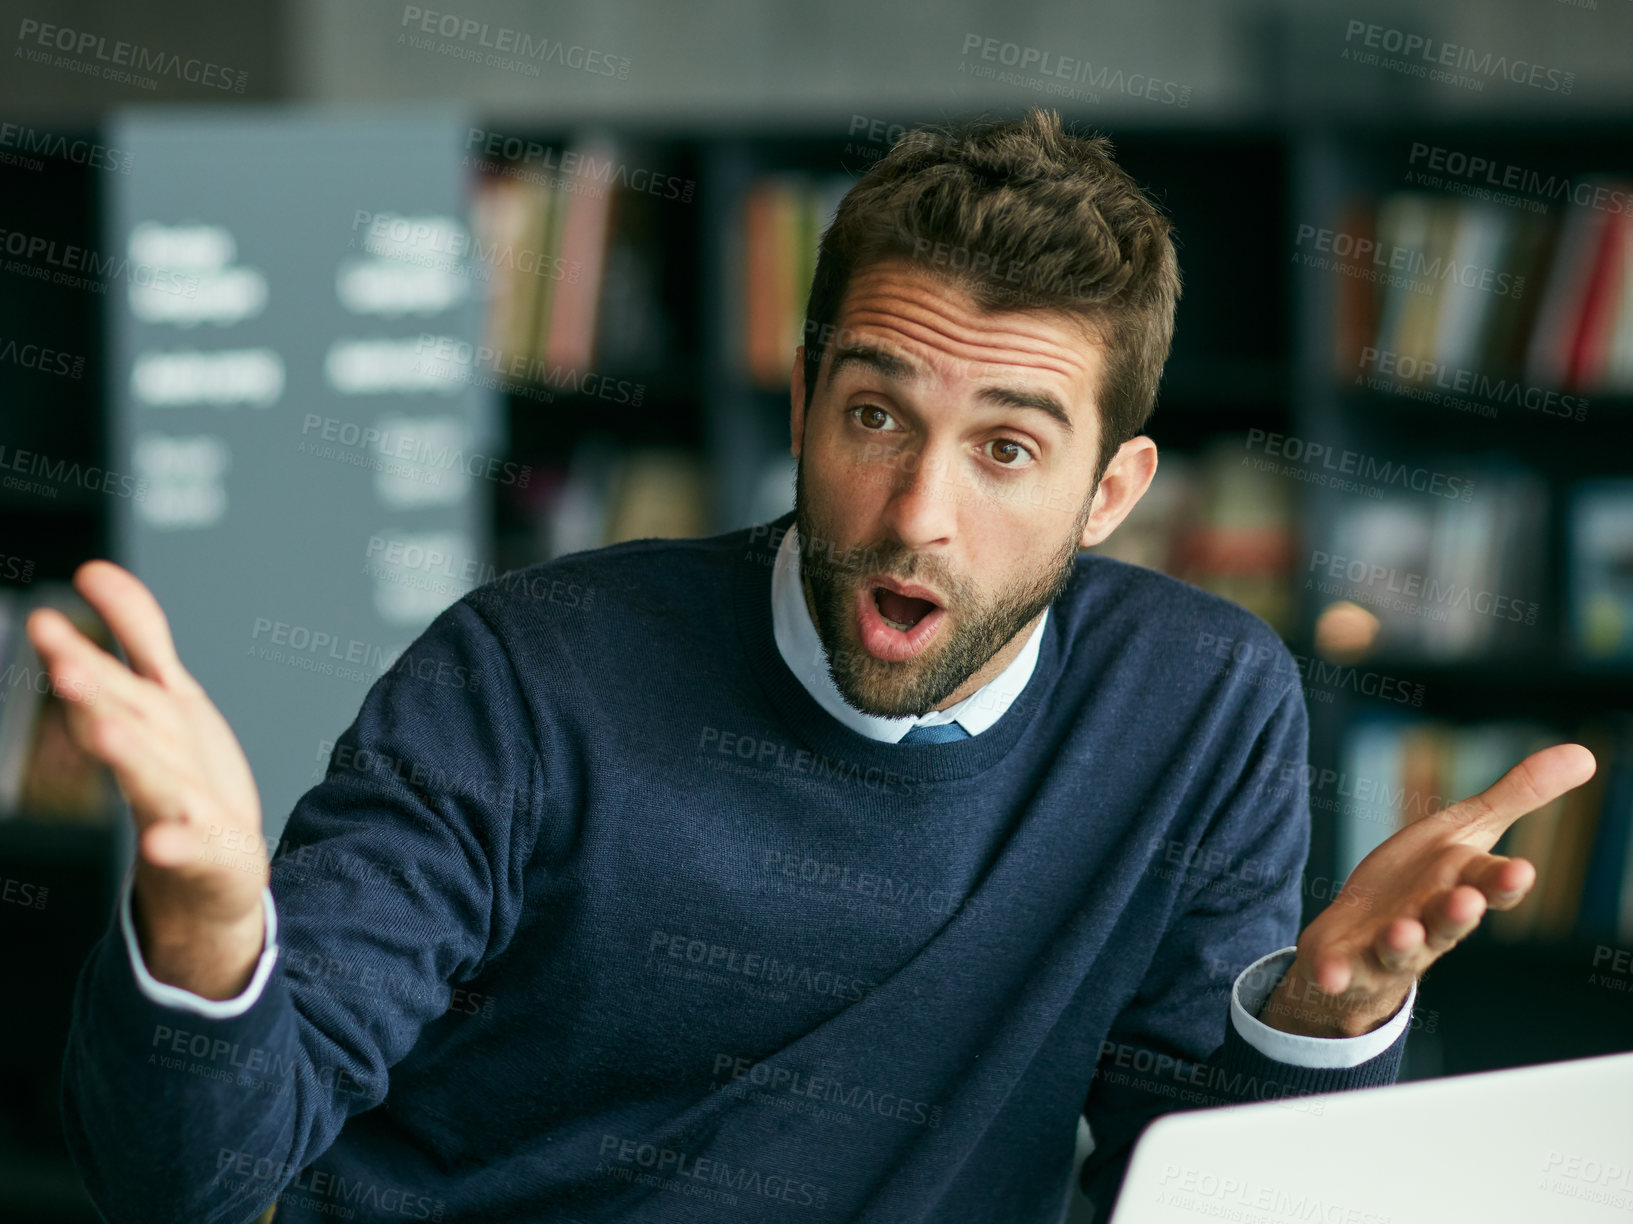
[1078,437,1158,549]
[790,345,807,460]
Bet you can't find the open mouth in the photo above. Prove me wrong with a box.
[874,586,938,631]
[855,582,947,661]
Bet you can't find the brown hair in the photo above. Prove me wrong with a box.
[801,107,1181,489]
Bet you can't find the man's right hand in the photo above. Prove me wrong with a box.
[26,560,269,1000]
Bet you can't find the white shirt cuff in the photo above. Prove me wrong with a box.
[1229,945,1415,1070]
[119,862,280,1018]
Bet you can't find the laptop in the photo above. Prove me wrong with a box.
[1107,1050,1633,1224]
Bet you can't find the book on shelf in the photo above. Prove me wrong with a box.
[1311,463,1547,662]
[1087,436,1296,635]
[539,436,709,561]
[1567,478,1633,666]
[0,584,117,824]
[1333,714,1633,944]
[1337,183,1633,396]
[740,173,852,389]
[467,137,669,391]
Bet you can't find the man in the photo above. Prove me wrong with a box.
[39,109,1593,1224]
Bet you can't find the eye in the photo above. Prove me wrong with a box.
[849,403,901,431]
[985,438,1035,468]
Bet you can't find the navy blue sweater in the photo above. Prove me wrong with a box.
[62,511,1405,1224]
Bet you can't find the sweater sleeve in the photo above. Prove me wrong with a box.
[58,596,545,1224]
[1229,946,1415,1068]
[1077,682,1409,1220]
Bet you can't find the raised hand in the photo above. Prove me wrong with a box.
[1258,742,1598,1038]
[25,560,268,999]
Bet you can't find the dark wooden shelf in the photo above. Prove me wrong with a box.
[0,1156,99,1220]
[1334,388,1633,451]
[1405,935,1633,1078]
[0,814,119,860]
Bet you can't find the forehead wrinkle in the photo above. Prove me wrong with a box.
[839,283,1086,355]
[838,301,1090,387]
[842,264,1090,329]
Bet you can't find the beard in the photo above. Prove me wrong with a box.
[792,456,1094,719]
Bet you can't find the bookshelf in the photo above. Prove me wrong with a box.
[1288,119,1633,1074]
[1,112,1630,1212]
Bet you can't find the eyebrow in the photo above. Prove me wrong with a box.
[826,343,1075,436]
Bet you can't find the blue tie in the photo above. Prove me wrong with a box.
[899,721,971,744]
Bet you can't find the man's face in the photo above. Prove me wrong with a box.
[790,259,1110,720]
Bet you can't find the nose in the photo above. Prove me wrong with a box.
[877,438,959,551]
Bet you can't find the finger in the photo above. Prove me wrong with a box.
[59,700,251,879]
[1308,944,1361,996]
[1373,918,1427,975]
[1419,885,1485,952]
[69,560,195,689]
[105,730,264,880]
[1459,855,1535,911]
[72,708,267,877]
[1432,743,1597,846]
[145,813,268,881]
[27,606,165,722]
[63,700,194,828]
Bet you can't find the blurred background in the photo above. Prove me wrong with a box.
[1,0,1631,1217]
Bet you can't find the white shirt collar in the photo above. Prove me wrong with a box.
[770,522,1047,743]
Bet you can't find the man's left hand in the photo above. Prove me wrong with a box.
[1259,742,1597,1039]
